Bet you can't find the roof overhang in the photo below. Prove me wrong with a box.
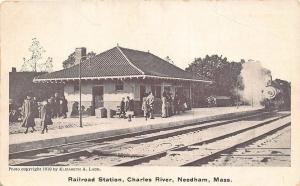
[33,75,212,83]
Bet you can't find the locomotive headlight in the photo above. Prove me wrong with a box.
[263,86,277,99]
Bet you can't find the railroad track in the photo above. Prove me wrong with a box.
[9,111,290,166]
[203,126,291,167]
[10,111,264,158]
[117,114,290,166]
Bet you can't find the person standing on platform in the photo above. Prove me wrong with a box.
[179,94,186,113]
[142,93,149,121]
[173,92,179,115]
[49,96,55,118]
[119,97,126,118]
[161,94,167,118]
[169,93,174,116]
[60,96,68,118]
[166,92,172,117]
[32,97,39,118]
[21,94,36,134]
[163,91,169,117]
[146,91,155,119]
[40,99,53,134]
[53,93,60,118]
[126,96,134,122]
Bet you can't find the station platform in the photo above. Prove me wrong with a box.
[9,106,263,153]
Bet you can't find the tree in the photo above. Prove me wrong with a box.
[62,52,75,69]
[185,55,228,81]
[186,55,244,106]
[87,51,96,59]
[62,51,96,69]
[38,57,53,72]
[21,38,53,72]
[165,56,174,64]
[215,61,243,96]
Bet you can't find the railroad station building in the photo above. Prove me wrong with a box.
[33,46,211,117]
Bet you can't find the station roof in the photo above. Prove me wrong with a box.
[34,46,211,83]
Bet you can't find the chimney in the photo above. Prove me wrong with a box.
[12,67,16,73]
[74,47,87,65]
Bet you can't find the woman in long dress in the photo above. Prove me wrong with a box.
[161,96,167,118]
[21,95,36,134]
[142,93,148,120]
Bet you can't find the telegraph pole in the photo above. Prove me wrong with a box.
[79,58,83,127]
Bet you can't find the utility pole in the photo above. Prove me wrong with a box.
[79,57,83,127]
[78,56,89,127]
[236,80,239,109]
[251,82,254,107]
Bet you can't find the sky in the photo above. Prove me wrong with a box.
[1,0,300,82]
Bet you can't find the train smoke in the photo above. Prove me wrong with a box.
[239,60,271,106]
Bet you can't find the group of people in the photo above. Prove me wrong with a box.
[21,92,68,134]
[119,92,157,122]
[20,90,187,132]
[161,91,187,118]
[48,93,68,119]
[142,92,155,120]
[140,91,187,121]
[119,96,135,122]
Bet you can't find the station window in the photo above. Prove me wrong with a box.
[164,86,171,92]
[115,81,124,91]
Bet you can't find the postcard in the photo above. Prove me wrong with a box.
[1,0,299,186]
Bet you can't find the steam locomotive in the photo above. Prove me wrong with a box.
[262,79,291,111]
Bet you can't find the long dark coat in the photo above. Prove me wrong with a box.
[32,100,39,118]
[120,100,126,112]
[59,99,68,114]
[53,97,60,115]
[21,98,36,128]
[125,99,134,111]
[41,103,53,126]
[125,99,134,115]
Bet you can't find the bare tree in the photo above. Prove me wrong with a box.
[38,57,53,72]
[21,38,53,72]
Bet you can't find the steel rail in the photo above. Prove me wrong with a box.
[10,111,264,160]
[182,123,290,166]
[115,114,290,166]
[10,112,267,166]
